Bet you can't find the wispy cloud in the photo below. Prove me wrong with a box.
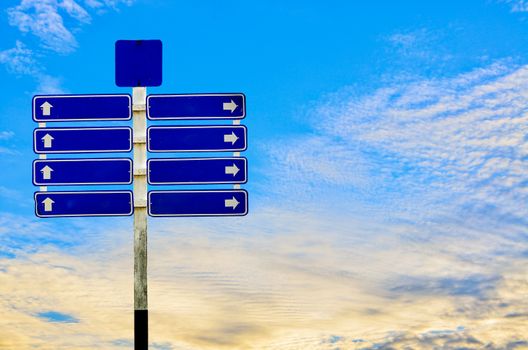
[7,0,93,54]
[267,60,528,227]
[387,28,447,62]
[0,40,38,75]
[2,0,134,92]
[0,131,14,140]
[0,130,18,155]
[245,59,528,348]
[502,0,528,12]
[0,186,29,206]
[0,40,66,94]
[6,0,135,53]
[85,0,134,11]
[0,209,526,349]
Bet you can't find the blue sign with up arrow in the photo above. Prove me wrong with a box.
[34,127,132,154]
[148,125,247,152]
[33,94,131,122]
[34,191,134,218]
[148,190,248,217]
[147,93,245,120]
[148,157,247,185]
[33,158,132,186]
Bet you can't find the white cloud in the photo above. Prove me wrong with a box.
[2,0,134,92]
[84,0,134,9]
[0,131,15,140]
[60,0,91,22]
[6,0,134,54]
[7,0,84,54]
[35,74,65,94]
[0,186,30,206]
[502,0,528,12]
[0,128,17,156]
[269,60,528,225]
[0,41,66,94]
[0,147,18,155]
[0,208,526,349]
[0,41,38,75]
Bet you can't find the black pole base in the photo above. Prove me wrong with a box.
[135,309,148,349]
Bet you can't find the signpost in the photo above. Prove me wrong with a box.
[147,93,245,120]
[34,191,133,217]
[148,190,248,217]
[33,127,132,153]
[148,157,247,185]
[147,125,247,152]
[32,39,248,350]
[33,158,132,186]
[33,94,131,122]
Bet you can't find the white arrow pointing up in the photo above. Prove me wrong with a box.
[223,99,238,113]
[42,134,54,148]
[40,101,53,116]
[42,197,55,212]
[41,165,53,180]
[223,132,239,145]
[224,196,240,210]
[225,163,240,176]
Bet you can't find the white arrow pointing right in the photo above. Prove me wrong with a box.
[42,197,55,212]
[40,101,53,116]
[225,163,240,176]
[223,132,239,145]
[223,99,238,113]
[225,196,240,210]
[41,165,53,180]
[42,134,54,148]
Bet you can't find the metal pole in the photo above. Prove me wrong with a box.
[132,87,148,349]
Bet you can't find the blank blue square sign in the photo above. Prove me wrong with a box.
[115,40,162,87]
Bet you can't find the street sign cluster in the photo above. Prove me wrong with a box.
[32,94,134,217]
[32,93,248,217]
[31,40,249,349]
[146,93,248,217]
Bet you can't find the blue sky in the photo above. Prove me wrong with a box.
[1,1,528,349]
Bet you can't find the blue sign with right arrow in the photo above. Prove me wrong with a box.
[148,157,247,185]
[147,93,245,120]
[148,190,248,217]
[148,125,247,152]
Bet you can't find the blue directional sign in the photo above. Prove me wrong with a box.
[148,125,247,152]
[148,157,247,185]
[147,94,245,120]
[34,191,133,218]
[34,127,132,154]
[33,94,131,122]
[148,190,248,217]
[33,158,132,186]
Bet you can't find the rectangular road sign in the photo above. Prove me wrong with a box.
[33,94,131,122]
[147,93,245,120]
[34,191,133,218]
[148,157,247,185]
[148,125,247,152]
[148,190,248,217]
[33,158,132,186]
[115,40,162,87]
[34,127,132,154]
